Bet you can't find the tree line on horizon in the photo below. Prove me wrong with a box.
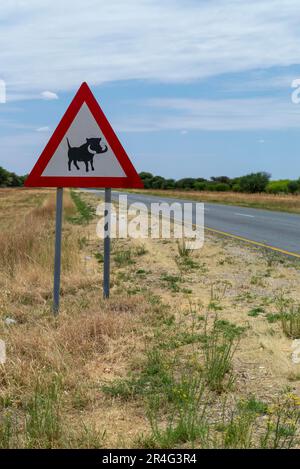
[139,171,300,194]
[0,166,27,187]
[1,165,300,194]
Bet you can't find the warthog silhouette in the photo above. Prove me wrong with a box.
[67,137,108,172]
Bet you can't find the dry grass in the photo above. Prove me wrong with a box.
[0,191,78,277]
[129,189,300,214]
[0,188,300,448]
[0,188,150,447]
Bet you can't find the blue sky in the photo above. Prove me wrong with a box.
[1,0,300,180]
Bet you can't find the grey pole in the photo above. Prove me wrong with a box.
[103,188,111,298]
[53,187,63,315]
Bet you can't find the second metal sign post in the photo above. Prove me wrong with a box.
[103,188,111,299]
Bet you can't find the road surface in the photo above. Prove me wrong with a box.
[87,190,300,257]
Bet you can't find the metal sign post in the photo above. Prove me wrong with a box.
[53,187,63,315]
[103,188,111,298]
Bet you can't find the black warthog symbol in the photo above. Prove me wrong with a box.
[67,137,108,172]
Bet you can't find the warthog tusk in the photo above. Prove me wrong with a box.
[87,145,97,155]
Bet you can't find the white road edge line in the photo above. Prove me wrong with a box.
[234,212,255,218]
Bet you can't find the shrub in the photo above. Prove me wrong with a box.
[114,249,135,267]
[239,172,270,193]
[0,166,26,187]
[68,191,95,224]
[175,178,196,190]
[266,180,290,194]
[194,182,207,191]
[211,176,231,185]
[232,184,241,192]
[162,179,176,189]
[209,183,231,192]
[152,176,165,189]
[145,374,208,448]
[288,179,300,194]
[143,178,154,189]
[202,317,244,392]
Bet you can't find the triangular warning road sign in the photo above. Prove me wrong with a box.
[25,82,143,188]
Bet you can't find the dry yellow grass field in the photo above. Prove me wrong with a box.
[129,189,300,214]
[0,188,300,448]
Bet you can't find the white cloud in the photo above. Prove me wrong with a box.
[5,91,58,102]
[0,1,300,96]
[221,73,300,93]
[41,91,58,100]
[115,97,300,131]
[36,126,51,132]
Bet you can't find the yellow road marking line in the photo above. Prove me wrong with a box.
[205,226,300,259]
[159,213,300,259]
[91,191,300,259]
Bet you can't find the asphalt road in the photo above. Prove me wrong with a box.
[88,190,300,257]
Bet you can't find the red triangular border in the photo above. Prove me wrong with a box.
[25,82,143,188]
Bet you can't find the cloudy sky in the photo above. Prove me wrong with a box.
[1,0,300,179]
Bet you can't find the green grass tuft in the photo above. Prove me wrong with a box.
[68,191,95,224]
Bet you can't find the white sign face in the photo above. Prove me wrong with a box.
[42,103,126,178]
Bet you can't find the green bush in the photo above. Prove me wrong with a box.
[211,176,231,185]
[68,191,95,224]
[288,179,300,194]
[266,180,290,194]
[0,166,26,187]
[162,179,176,189]
[209,183,231,192]
[232,184,241,192]
[239,172,270,193]
[152,176,165,189]
[175,178,197,190]
[194,182,208,191]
